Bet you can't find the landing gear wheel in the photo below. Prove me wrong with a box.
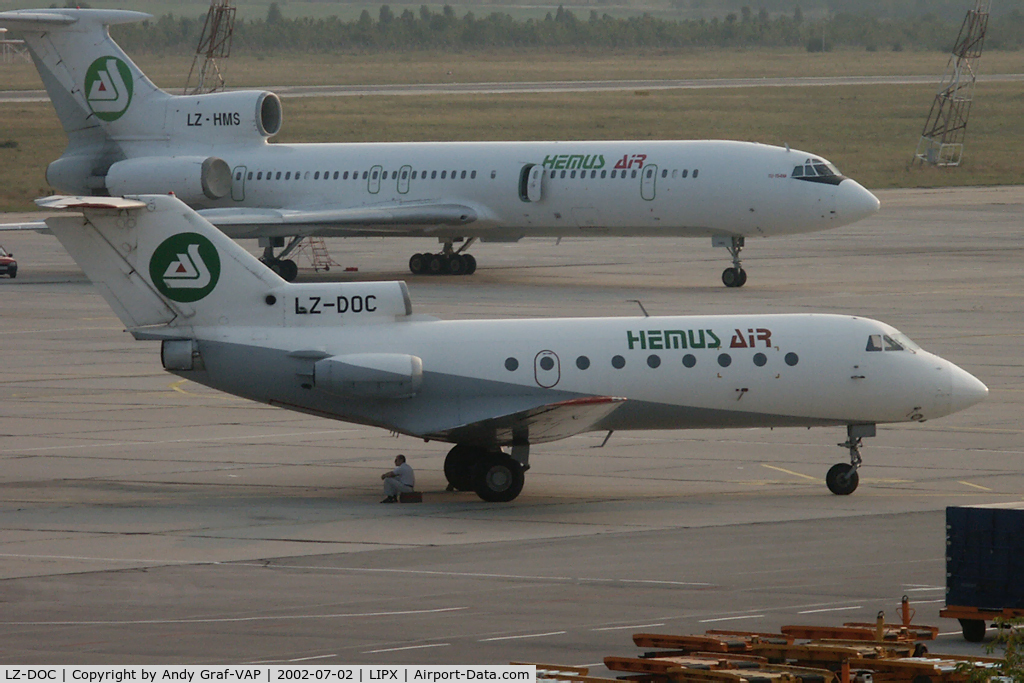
[280,259,299,282]
[447,254,466,275]
[428,254,446,275]
[960,618,986,642]
[409,253,426,275]
[463,254,477,275]
[444,444,480,492]
[722,267,746,288]
[472,454,525,502]
[826,462,859,495]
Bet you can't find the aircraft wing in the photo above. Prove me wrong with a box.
[422,395,626,446]
[197,202,480,237]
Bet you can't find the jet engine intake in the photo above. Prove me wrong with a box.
[105,156,233,204]
[314,353,423,399]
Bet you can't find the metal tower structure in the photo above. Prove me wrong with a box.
[913,0,991,167]
[183,0,236,95]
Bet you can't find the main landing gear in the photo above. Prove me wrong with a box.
[719,235,748,288]
[409,238,477,276]
[826,424,875,495]
[444,443,527,502]
[260,236,303,282]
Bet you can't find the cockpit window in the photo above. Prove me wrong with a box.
[792,165,804,177]
[883,335,904,351]
[867,333,920,353]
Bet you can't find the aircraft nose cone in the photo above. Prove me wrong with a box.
[950,365,989,414]
[835,179,880,224]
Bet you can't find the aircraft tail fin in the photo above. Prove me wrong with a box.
[44,194,285,334]
[0,8,168,192]
[43,194,413,336]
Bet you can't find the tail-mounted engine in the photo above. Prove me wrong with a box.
[105,156,233,204]
[169,90,283,144]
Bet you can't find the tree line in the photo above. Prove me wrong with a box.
[108,4,1024,54]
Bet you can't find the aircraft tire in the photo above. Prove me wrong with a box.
[444,444,479,491]
[722,267,746,288]
[447,254,466,275]
[428,254,446,275]
[409,253,426,274]
[826,463,859,495]
[464,254,477,275]
[472,454,525,503]
[280,259,299,282]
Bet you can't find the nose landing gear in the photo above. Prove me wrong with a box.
[714,235,748,288]
[827,424,875,495]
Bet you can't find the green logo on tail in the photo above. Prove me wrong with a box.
[84,57,134,121]
[150,233,221,303]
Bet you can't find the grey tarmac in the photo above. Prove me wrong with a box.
[0,186,1021,664]
[2,73,1024,102]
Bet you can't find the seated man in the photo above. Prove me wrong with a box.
[381,454,415,503]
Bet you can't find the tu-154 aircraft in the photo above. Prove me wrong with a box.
[0,8,881,286]
[42,194,986,502]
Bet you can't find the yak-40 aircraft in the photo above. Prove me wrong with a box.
[43,194,986,502]
[0,8,881,286]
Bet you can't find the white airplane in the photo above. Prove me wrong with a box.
[42,193,987,502]
[0,7,881,287]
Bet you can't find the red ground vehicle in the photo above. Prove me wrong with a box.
[0,246,16,278]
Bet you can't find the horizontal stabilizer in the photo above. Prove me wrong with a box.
[424,395,625,445]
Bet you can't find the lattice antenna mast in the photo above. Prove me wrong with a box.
[913,0,991,167]
[183,0,236,95]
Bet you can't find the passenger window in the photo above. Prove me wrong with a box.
[631,170,638,179]
[441,171,447,179]
[661,169,668,178]
[490,171,496,179]
[693,169,699,178]
[610,170,617,178]
[682,354,696,368]
[371,171,378,180]
[285,171,291,180]
[601,170,607,178]
[866,335,883,352]
[257,172,263,180]
[333,171,339,179]
[560,171,567,179]
[611,355,625,369]
[431,171,437,179]
[570,170,577,179]
[295,171,301,180]
[342,172,348,180]
[471,170,477,179]
[275,172,281,180]
[647,355,661,368]
[718,354,732,368]
[461,170,467,179]
[305,171,311,180]
[883,335,905,351]
[785,352,799,366]
[576,356,590,370]
[504,358,518,371]
[314,171,320,180]
[235,172,242,181]
[682,169,688,178]
[753,352,767,367]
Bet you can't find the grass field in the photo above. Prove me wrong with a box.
[3,47,1024,91]
[1,50,1022,211]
